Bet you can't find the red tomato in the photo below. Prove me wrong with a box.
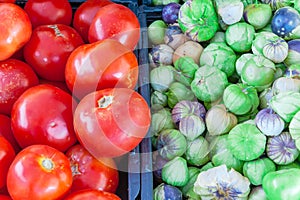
[64,189,121,200]
[24,0,72,28]
[88,3,140,50]
[39,79,71,94]
[66,144,119,193]
[11,84,78,152]
[0,3,32,61]
[0,115,21,153]
[7,144,72,200]
[0,137,15,189]
[0,1,15,3]
[0,195,12,200]
[73,0,113,42]
[23,24,84,81]
[74,88,151,158]
[0,59,39,115]
[65,39,138,99]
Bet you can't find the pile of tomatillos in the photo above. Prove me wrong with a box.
[148,0,300,199]
[0,0,150,199]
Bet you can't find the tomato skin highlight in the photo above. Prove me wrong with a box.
[0,137,15,190]
[64,189,121,200]
[11,84,78,152]
[74,88,151,158]
[7,144,73,200]
[66,144,119,193]
[0,3,32,61]
[88,3,140,50]
[73,0,113,42]
[23,24,84,82]
[65,39,138,100]
[24,0,73,28]
[0,59,39,116]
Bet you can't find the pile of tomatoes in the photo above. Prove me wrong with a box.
[0,0,151,199]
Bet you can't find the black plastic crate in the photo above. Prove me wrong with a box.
[12,1,142,199]
[136,5,164,199]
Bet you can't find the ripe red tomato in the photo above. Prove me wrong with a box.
[0,137,15,189]
[0,115,21,153]
[64,189,121,200]
[23,24,84,81]
[74,88,151,158]
[66,144,119,193]
[0,59,39,115]
[0,195,12,200]
[0,1,15,3]
[73,0,113,42]
[11,84,78,152]
[0,195,11,200]
[88,3,140,50]
[65,39,138,99]
[24,0,72,28]
[0,3,32,61]
[7,144,72,200]
[39,79,71,94]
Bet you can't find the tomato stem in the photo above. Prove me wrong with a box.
[47,25,63,37]
[42,158,54,171]
[98,95,113,108]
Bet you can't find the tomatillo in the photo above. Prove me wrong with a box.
[262,168,300,200]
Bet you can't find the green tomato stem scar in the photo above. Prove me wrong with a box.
[42,158,54,171]
[98,95,114,108]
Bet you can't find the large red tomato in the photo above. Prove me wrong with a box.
[0,3,32,61]
[66,144,119,193]
[0,59,39,115]
[0,137,15,189]
[23,24,84,81]
[74,88,151,158]
[7,144,72,200]
[73,0,113,42]
[65,39,138,99]
[88,3,140,50]
[64,189,121,200]
[0,195,12,200]
[24,0,72,28]
[0,115,21,153]
[11,84,78,152]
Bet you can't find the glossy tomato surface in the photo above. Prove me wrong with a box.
[24,0,72,28]
[11,84,78,152]
[23,24,84,81]
[88,3,140,50]
[65,39,138,99]
[0,59,39,115]
[0,3,32,61]
[7,144,72,200]
[73,0,113,42]
[66,144,119,193]
[0,115,21,153]
[64,189,121,200]
[74,88,151,158]
[0,137,15,189]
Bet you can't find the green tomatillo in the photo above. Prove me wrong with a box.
[178,0,219,42]
[241,55,276,91]
[262,168,300,200]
